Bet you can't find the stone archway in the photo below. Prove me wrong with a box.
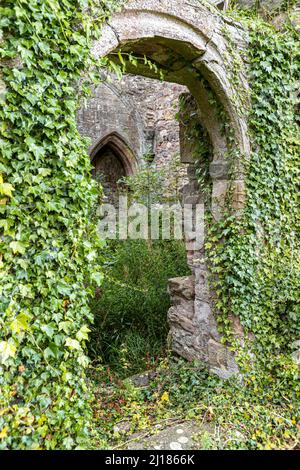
[92,0,250,377]
[91,132,138,176]
[91,132,138,199]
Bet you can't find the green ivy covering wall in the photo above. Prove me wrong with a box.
[0,0,122,450]
[208,9,300,399]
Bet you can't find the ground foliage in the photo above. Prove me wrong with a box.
[90,357,300,450]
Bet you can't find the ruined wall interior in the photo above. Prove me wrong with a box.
[118,75,188,173]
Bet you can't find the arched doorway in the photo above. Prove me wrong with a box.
[91,132,138,200]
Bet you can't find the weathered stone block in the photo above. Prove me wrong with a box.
[194,300,220,342]
[212,180,228,220]
[168,276,195,301]
[168,306,195,333]
[209,160,230,180]
[232,180,246,211]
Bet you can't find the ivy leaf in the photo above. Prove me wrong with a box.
[77,354,90,367]
[0,340,17,364]
[0,427,8,440]
[62,437,75,450]
[44,343,59,360]
[65,338,81,350]
[59,321,72,334]
[76,325,90,342]
[41,323,56,339]
[91,272,104,287]
[25,137,46,159]
[0,182,14,197]
[38,168,52,177]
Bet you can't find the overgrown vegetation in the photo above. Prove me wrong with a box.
[89,239,189,377]
[89,155,189,376]
[90,357,300,450]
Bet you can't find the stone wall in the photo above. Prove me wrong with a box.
[168,275,239,379]
[77,78,144,163]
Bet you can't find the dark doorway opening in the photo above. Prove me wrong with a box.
[92,144,127,200]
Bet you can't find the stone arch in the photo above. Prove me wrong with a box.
[91,132,138,199]
[92,0,250,377]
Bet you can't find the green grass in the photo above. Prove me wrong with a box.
[89,239,190,377]
[89,356,300,450]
